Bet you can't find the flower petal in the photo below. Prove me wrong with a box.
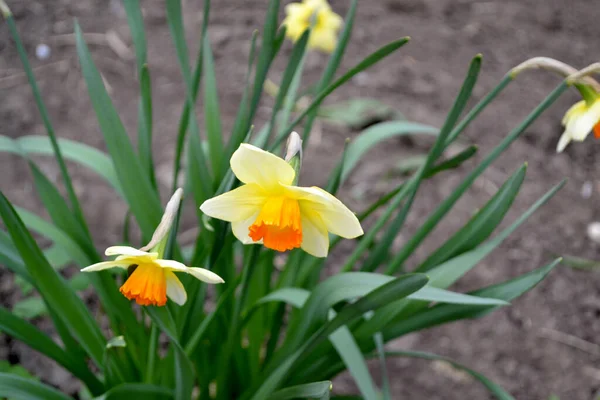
[81,260,132,272]
[165,271,187,305]
[300,211,329,258]
[556,131,572,153]
[232,212,261,245]
[200,184,266,222]
[154,259,224,284]
[185,268,225,284]
[230,144,296,189]
[105,246,157,258]
[284,185,363,239]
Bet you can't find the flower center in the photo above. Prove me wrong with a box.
[248,196,302,252]
[120,263,167,306]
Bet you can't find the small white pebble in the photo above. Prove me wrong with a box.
[587,222,600,244]
[35,44,51,60]
[581,181,593,199]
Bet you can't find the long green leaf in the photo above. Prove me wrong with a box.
[202,31,225,178]
[0,135,124,197]
[3,8,89,241]
[268,381,332,400]
[0,373,72,400]
[248,274,429,400]
[98,383,173,400]
[418,163,527,271]
[386,83,568,273]
[74,22,162,239]
[0,193,106,366]
[339,121,437,183]
[301,0,358,143]
[0,307,103,393]
[273,37,411,150]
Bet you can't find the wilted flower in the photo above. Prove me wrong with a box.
[282,0,343,53]
[82,189,224,306]
[200,133,363,257]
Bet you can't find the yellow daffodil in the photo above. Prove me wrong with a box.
[200,136,363,258]
[282,0,343,53]
[82,189,224,306]
[557,96,600,152]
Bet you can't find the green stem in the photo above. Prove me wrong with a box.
[144,324,159,383]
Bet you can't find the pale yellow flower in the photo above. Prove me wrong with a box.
[82,189,223,306]
[82,246,224,306]
[200,143,363,258]
[282,0,343,53]
[557,97,600,152]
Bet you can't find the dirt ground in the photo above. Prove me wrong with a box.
[1,0,600,399]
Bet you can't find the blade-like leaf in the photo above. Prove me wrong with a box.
[0,373,72,400]
[268,381,332,400]
[75,22,162,239]
[0,193,106,366]
[97,383,174,400]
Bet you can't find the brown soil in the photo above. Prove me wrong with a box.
[1,0,600,399]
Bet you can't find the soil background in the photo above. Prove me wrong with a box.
[1,0,600,399]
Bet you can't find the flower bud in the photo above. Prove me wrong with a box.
[285,131,303,185]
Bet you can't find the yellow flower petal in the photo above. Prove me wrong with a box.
[231,144,296,189]
[81,260,132,272]
[232,212,261,245]
[200,183,266,222]
[300,211,329,257]
[309,28,337,53]
[105,246,157,258]
[165,271,187,305]
[154,259,224,284]
[284,185,363,239]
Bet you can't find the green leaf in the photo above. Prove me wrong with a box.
[380,351,514,400]
[418,163,527,272]
[274,37,411,149]
[263,29,310,148]
[0,135,124,197]
[301,0,358,143]
[383,259,560,341]
[339,121,437,184]
[268,381,332,400]
[3,10,89,240]
[317,98,401,129]
[249,274,429,400]
[97,383,173,400]
[426,180,565,288]
[74,21,162,239]
[0,192,106,366]
[0,306,102,392]
[386,83,569,273]
[560,255,600,270]
[15,207,89,267]
[0,373,72,400]
[13,297,46,319]
[202,31,225,178]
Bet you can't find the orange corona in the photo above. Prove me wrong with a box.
[119,264,168,306]
[249,196,302,252]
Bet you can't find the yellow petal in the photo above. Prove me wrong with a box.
[81,260,132,272]
[105,246,157,259]
[232,211,261,245]
[300,211,329,257]
[309,28,337,53]
[154,259,224,284]
[230,144,296,190]
[568,100,600,141]
[200,183,266,222]
[284,185,363,238]
[165,271,187,305]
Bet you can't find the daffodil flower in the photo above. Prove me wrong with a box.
[82,189,224,306]
[200,141,363,258]
[282,0,343,53]
[557,95,600,152]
